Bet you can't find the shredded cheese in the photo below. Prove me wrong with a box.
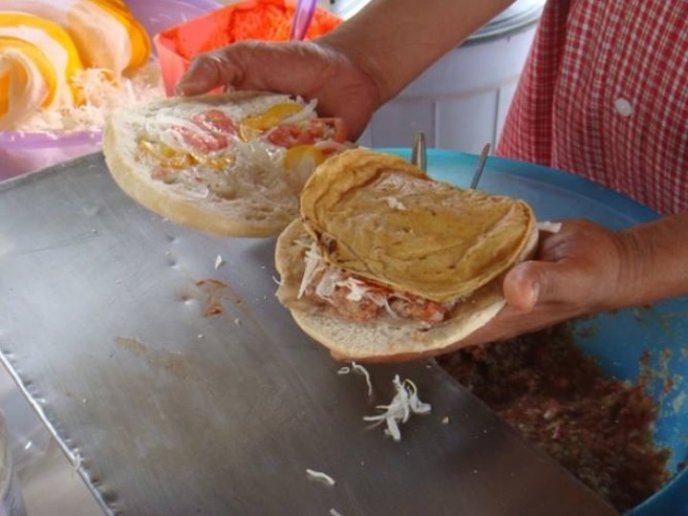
[279,98,317,125]
[20,63,163,132]
[298,242,326,299]
[351,362,373,397]
[384,196,407,211]
[298,240,451,322]
[337,362,374,396]
[298,244,380,305]
[363,375,431,442]
[70,449,83,471]
[536,221,562,233]
[305,468,336,486]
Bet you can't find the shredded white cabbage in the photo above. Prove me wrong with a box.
[280,98,317,125]
[330,509,343,516]
[384,196,407,210]
[536,221,562,233]
[341,277,368,302]
[351,362,373,397]
[298,242,326,299]
[314,140,349,153]
[315,268,343,299]
[214,255,225,270]
[305,468,336,486]
[145,114,216,150]
[298,243,404,319]
[70,449,83,471]
[363,375,431,442]
[20,63,163,132]
[338,362,374,396]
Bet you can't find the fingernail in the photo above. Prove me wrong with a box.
[527,282,540,310]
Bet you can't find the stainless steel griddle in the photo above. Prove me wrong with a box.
[0,152,617,515]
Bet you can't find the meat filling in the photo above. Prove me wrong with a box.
[297,246,452,324]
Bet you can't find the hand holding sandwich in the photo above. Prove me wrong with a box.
[458,213,688,349]
[279,150,688,362]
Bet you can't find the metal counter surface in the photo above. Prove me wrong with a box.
[0,152,616,515]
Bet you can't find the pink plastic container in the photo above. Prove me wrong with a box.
[0,0,221,181]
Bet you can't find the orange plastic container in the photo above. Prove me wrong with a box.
[154,0,342,95]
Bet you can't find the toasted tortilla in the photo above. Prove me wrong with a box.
[300,149,536,302]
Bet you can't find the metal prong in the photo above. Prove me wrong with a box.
[470,143,491,190]
[411,131,427,171]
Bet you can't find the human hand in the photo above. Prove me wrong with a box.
[454,219,639,348]
[175,40,381,139]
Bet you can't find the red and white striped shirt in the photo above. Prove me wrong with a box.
[497,0,687,215]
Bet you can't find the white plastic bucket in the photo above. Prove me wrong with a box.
[355,1,545,153]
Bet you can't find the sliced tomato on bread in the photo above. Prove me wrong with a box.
[174,109,238,153]
[266,118,347,149]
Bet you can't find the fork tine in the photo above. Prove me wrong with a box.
[411,131,427,171]
[469,143,491,190]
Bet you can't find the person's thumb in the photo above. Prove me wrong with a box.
[503,260,571,311]
[176,51,240,96]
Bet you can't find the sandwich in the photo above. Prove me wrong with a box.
[275,148,538,362]
[103,91,351,237]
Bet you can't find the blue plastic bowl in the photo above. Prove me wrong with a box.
[383,148,688,515]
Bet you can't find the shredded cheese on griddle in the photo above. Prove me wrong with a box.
[351,362,373,397]
[337,362,374,396]
[363,375,431,442]
[305,468,336,486]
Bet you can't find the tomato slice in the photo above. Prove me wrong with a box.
[175,109,237,154]
[266,118,347,148]
[193,109,237,134]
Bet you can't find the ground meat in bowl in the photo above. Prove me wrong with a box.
[437,324,671,513]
